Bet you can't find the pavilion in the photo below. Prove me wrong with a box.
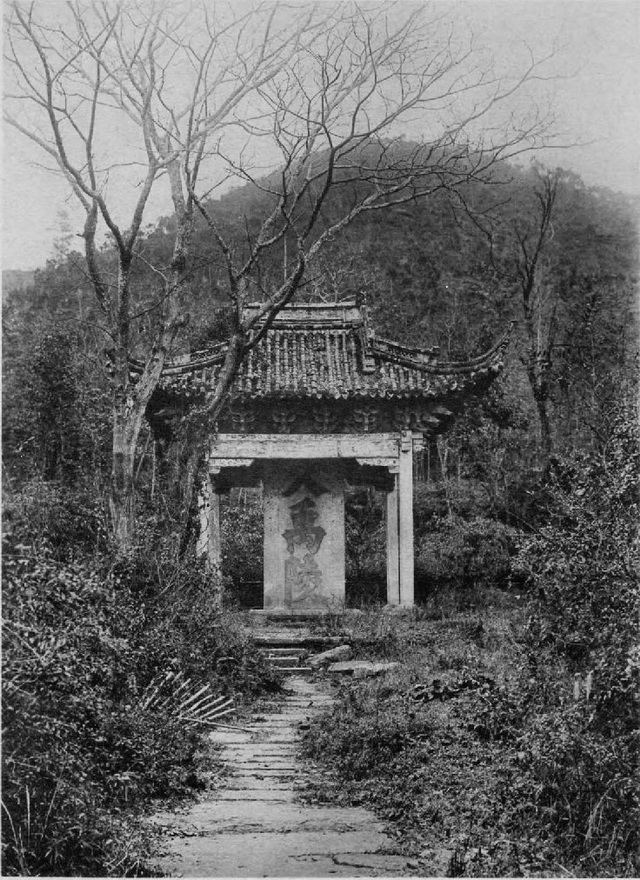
[148,301,509,611]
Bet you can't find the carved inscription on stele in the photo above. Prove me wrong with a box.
[262,461,345,612]
[282,496,328,609]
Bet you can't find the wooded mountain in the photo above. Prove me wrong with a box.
[3,151,638,514]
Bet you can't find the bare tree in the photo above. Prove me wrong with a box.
[5,1,314,546]
[4,0,557,550]
[486,166,562,468]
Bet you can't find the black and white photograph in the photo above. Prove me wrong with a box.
[2,0,639,876]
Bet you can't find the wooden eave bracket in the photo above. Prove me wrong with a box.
[356,456,400,472]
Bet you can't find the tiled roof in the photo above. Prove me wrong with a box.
[146,302,510,402]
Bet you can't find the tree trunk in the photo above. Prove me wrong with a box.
[526,351,554,475]
[535,395,553,474]
[178,444,205,557]
[110,424,137,551]
[107,219,189,553]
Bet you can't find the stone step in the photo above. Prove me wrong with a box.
[266,655,307,669]
[259,646,315,673]
[279,666,313,675]
[250,632,347,650]
[248,611,343,624]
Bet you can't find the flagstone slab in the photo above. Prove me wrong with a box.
[222,755,297,764]
[222,745,297,755]
[326,660,400,676]
[220,778,299,791]
[333,852,415,870]
[154,831,411,877]
[154,801,386,835]
[230,768,301,778]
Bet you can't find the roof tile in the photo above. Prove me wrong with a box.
[152,302,510,402]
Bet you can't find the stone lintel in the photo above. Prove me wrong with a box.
[208,432,423,464]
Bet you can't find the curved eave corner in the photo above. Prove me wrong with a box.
[130,322,513,397]
[368,323,513,376]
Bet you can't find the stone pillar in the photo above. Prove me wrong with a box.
[398,431,415,605]
[386,472,400,605]
[263,470,284,609]
[197,474,221,572]
[263,461,345,613]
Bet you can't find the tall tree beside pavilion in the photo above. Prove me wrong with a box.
[4,0,557,550]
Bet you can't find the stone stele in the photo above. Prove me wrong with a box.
[263,460,345,613]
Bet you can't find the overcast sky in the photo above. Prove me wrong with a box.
[2,0,639,271]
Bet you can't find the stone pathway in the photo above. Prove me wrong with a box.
[151,676,419,877]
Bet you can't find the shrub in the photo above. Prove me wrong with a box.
[1,544,171,875]
[301,668,515,850]
[2,507,282,876]
[345,488,386,604]
[3,478,109,559]
[110,539,282,698]
[415,515,518,595]
[303,679,430,777]
[518,709,639,872]
[517,401,639,733]
[220,494,263,599]
[302,679,433,826]
[504,400,640,874]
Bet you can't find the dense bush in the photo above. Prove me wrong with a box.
[415,511,519,596]
[479,400,640,875]
[1,544,177,875]
[220,494,263,603]
[2,327,111,486]
[345,489,387,604]
[519,400,638,714]
[111,541,282,698]
[518,708,638,872]
[2,494,282,876]
[302,679,434,827]
[342,484,521,603]
[301,658,519,864]
[4,478,109,559]
[304,682,431,780]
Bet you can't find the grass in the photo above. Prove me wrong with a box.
[300,588,616,877]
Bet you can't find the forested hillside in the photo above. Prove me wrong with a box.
[3,153,639,876]
[4,154,637,508]
[3,153,638,565]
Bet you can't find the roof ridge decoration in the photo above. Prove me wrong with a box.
[358,306,377,374]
